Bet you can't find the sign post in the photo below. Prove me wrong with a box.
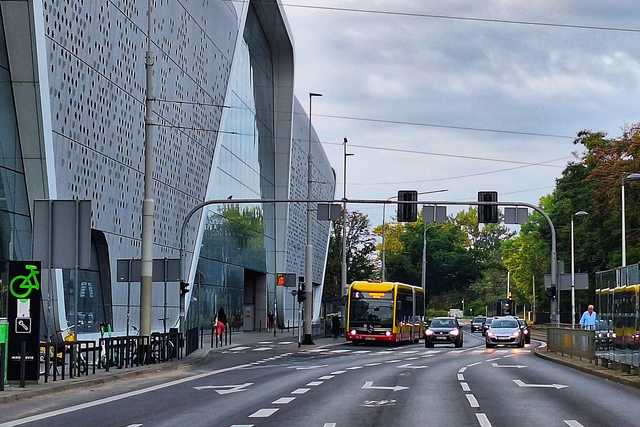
[7,261,42,383]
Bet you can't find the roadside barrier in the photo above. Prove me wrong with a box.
[547,327,595,361]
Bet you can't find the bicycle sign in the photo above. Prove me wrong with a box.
[9,264,41,299]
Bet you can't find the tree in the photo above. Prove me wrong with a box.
[323,211,378,301]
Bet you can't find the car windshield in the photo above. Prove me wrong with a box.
[349,291,394,328]
[430,319,455,328]
[491,319,519,329]
[473,317,485,323]
[485,319,493,325]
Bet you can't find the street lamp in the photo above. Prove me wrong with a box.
[341,138,354,301]
[303,92,322,346]
[571,210,589,328]
[621,173,640,267]
[381,189,447,282]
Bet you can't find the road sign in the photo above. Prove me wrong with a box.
[15,318,31,334]
[544,273,588,290]
[423,206,447,224]
[504,207,529,225]
[478,191,498,224]
[397,191,418,222]
[116,258,181,282]
[362,381,409,391]
[317,203,342,221]
[7,261,41,382]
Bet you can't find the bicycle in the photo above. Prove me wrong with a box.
[9,264,40,299]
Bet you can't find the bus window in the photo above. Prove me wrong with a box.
[415,292,425,319]
[396,288,413,324]
[349,290,394,329]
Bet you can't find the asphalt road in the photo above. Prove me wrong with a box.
[1,330,639,427]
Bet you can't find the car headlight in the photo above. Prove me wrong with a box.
[612,333,617,338]
[449,329,459,336]
[511,330,521,338]
[487,331,496,338]
[425,329,434,336]
[350,329,356,335]
[523,330,529,335]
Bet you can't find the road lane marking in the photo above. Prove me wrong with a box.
[564,421,584,427]
[323,424,337,427]
[385,360,401,363]
[330,370,346,374]
[424,350,441,354]
[364,362,381,366]
[398,363,428,369]
[230,425,254,427]
[0,363,252,427]
[458,367,467,373]
[125,425,143,427]
[229,346,250,351]
[465,394,479,408]
[318,375,335,380]
[258,341,273,344]
[193,383,253,394]
[467,362,482,367]
[457,374,465,381]
[279,341,294,344]
[513,379,568,389]
[485,357,501,362]
[460,382,470,392]
[450,350,466,354]
[252,347,272,351]
[404,357,419,360]
[347,366,362,370]
[491,362,527,368]
[291,388,310,394]
[288,365,329,370]
[307,381,323,386]
[401,350,419,354]
[362,381,408,391]
[273,397,296,404]
[331,349,351,353]
[353,350,371,354]
[248,409,278,418]
[476,413,492,427]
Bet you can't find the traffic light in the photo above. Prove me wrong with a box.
[180,281,190,296]
[546,286,557,299]
[297,280,306,303]
[397,190,418,222]
[478,191,498,224]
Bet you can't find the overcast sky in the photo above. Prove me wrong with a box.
[283,0,640,224]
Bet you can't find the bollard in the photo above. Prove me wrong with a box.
[200,327,204,349]
[259,320,262,333]
[211,327,214,349]
[19,341,26,388]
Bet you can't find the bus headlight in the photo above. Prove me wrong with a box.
[350,330,356,336]
[385,331,391,337]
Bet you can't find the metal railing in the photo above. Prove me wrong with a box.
[547,327,595,360]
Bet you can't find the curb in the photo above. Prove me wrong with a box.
[534,349,640,390]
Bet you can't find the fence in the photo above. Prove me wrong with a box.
[547,327,595,361]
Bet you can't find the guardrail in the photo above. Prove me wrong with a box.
[547,327,595,361]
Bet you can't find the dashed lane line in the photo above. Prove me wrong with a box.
[323,424,337,427]
[460,382,470,392]
[564,421,584,427]
[476,413,492,427]
[364,363,381,367]
[307,381,323,386]
[466,362,482,367]
[465,394,480,408]
[331,349,351,353]
[318,375,335,380]
[252,347,272,351]
[272,397,296,404]
[457,374,465,381]
[248,409,279,418]
[346,366,363,370]
[230,425,254,427]
[330,370,347,375]
[291,388,310,395]
[229,346,251,351]
[458,367,467,373]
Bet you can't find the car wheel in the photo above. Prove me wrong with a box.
[425,341,434,348]
[486,343,495,348]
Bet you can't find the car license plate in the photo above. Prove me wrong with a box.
[436,336,447,340]
[497,336,510,341]
[365,337,375,341]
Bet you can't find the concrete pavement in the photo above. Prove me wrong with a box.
[2,330,639,427]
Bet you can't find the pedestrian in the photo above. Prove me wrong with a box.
[216,307,228,346]
[267,312,275,331]
[331,314,341,339]
[579,304,597,330]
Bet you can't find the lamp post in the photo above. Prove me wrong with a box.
[621,173,640,267]
[341,138,354,300]
[571,210,589,328]
[303,92,322,345]
[381,189,447,282]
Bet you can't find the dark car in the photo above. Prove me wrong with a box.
[471,316,486,333]
[516,318,531,344]
[425,317,463,348]
[482,317,494,336]
[486,317,525,348]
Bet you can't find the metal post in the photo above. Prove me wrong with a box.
[74,201,80,337]
[163,258,168,334]
[140,0,155,337]
[622,182,627,267]
[571,218,576,328]
[421,220,427,294]
[532,276,536,323]
[381,202,387,282]
[341,137,349,300]
[507,270,510,298]
[126,260,131,336]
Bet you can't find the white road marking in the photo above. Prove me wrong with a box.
[331,370,347,375]
[404,357,419,361]
[476,413,492,427]
[125,425,143,427]
[564,421,584,427]
[362,381,409,392]
[385,360,401,363]
[248,409,278,418]
[272,397,296,404]
[0,363,252,427]
[318,375,335,380]
[398,363,428,369]
[401,350,419,354]
[279,341,294,344]
[466,362,482,367]
[465,394,480,408]
[307,381,323,386]
[421,355,434,358]
[458,367,467,373]
[323,424,337,427]
[364,363,382,367]
[252,347,272,351]
[450,350,466,354]
[288,365,329,370]
[424,350,441,354]
[229,346,250,351]
[193,383,253,395]
[491,363,527,369]
[291,388,310,394]
[230,425,254,427]
[258,341,273,344]
[307,349,326,353]
[353,350,371,354]
[513,379,568,389]
[460,382,471,392]
[331,349,351,353]
[485,358,501,362]
[347,366,363,370]
[457,374,465,381]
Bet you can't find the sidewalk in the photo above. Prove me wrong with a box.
[0,330,336,404]
[535,348,640,390]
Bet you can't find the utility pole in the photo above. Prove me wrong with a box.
[421,221,427,294]
[304,93,322,345]
[506,270,510,299]
[532,275,536,323]
[140,0,155,337]
[341,138,352,299]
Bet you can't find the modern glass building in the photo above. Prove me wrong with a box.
[0,0,335,337]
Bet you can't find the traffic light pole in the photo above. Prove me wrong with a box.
[178,197,559,331]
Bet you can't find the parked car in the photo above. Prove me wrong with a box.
[516,318,530,344]
[425,317,463,348]
[471,316,486,333]
[485,316,525,348]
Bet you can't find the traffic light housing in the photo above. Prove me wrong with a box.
[180,281,190,296]
[397,190,418,222]
[478,191,498,224]
[546,286,557,299]
[297,280,306,303]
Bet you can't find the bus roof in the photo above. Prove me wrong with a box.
[350,281,423,293]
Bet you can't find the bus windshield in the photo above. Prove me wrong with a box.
[350,291,394,328]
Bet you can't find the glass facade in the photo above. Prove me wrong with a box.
[0,10,32,317]
[189,5,277,330]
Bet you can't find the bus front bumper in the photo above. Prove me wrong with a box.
[347,332,396,342]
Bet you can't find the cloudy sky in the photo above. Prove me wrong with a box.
[282,0,640,224]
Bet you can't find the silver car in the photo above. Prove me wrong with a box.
[485,317,525,348]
